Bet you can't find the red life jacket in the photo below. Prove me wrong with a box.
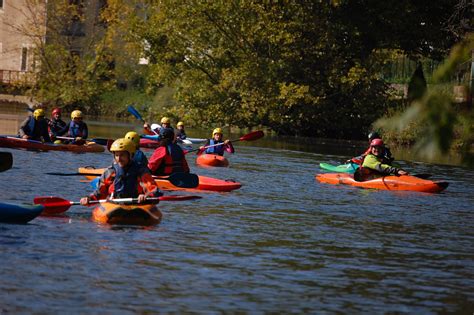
[149,144,189,176]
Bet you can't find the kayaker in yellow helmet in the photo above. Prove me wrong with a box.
[356,139,408,181]
[125,131,148,168]
[143,116,172,136]
[175,121,187,141]
[55,109,89,145]
[18,108,52,143]
[198,128,234,156]
[80,138,161,206]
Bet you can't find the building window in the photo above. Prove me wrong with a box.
[0,0,4,9]
[21,47,28,71]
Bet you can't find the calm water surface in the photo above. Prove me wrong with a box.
[0,113,473,313]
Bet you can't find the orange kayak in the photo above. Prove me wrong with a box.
[92,202,162,225]
[0,136,104,153]
[78,167,242,192]
[196,154,229,167]
[315,173,448,193]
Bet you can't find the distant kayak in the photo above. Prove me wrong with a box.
[315,173,448,193]
[319,162,359,174]
[92,202,162,226]
[0,136,104,153]
[0,203,44,224]
[196,154,229,167]
[79,167,242,192]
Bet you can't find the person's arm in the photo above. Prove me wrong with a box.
[224,140,235,154]
[18,117,30,138]
[139,172,162,198]
[147,147,166,173]
[198,139,210,155]
[82,123,88,139]
[80,169,113,205]
[363,154,407,176]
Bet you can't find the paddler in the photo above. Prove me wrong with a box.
[348,131,393,165]
[356,139,408,181]
[124,131,148,168]
[48,108,67,143]
[18,108,52,143]
[57,110,89,145]
[175,121,187,140]
[143,116,172,135]
[147,128,190,176]
[80,138,161,205]
[198,128,234,156]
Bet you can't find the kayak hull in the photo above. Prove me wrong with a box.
[319,162,358,174]
[79,167,241,192]
[315,173,448,193]
[0,203,44,224]
[92,202,162,225]
[196,154,229,167]
[0,137,104,153]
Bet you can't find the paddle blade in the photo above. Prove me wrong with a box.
[164,173,199,188]
[127,105,144,122]
[0,152,13,172]
[34,196,73,215]
[91,177,100,189]
[158,195,202,201]
[239,130,264,142]
[91,138,109,146]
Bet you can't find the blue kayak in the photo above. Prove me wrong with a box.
[0,203,44,224]
[319,162,359,174]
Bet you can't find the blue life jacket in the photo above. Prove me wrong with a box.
[205,139,225,155]
[68,121,88,138]
[112,161,142,198]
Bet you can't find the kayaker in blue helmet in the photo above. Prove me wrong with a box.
[125,131,148,168]
[18,108,52,143]
[348,131,393,165]
[356,139,407,181]
[198,128,234,156]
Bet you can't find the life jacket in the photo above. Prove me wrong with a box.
[111,162,142,198]
[49,118,67,136]
[154,144,187,175]
[68,120,87,138]
[133,150,148,168]
[205,139,225,155]
[23,117,50,141]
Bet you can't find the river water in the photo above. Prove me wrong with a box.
[0,111,473,313]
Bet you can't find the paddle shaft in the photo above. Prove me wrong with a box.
[187,130,264,153]
[71,197,162,205]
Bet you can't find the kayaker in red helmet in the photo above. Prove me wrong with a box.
[198,128,235,156]
[80,138,161,206]
[48,108,67,143]
[356,139,408,181]
[18,108,52,143]
[348,131,393,165]
[147,128,190,176]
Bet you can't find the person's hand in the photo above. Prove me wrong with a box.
[137,194,147,204]
[80,197,90,206]
[75,137,82,142]
[199,146,205,150]
[224,140,230,145]
[144,123,150,130]
[345,159,352,164]
[398,170,408,176]
[22,135,30,139]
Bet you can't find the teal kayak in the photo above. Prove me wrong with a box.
[319,162,359,174]
[0,203,44,224]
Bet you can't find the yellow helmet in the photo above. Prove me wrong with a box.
[33,109,45,120]
[124,131,140,147]
[161,117,170,124]
[109,138,136,155]
[177,121,184,127]
[212,128,223,137]
[71,110,83,119]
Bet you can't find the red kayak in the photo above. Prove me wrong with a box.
[0,136,104,153]
[196,154,229,167]
[139,138,159,149]
[315,173,448,193]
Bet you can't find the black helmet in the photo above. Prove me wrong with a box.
[368,131,380,141]
[160,127,175,140]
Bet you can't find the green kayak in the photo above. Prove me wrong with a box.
[319,162,359,174]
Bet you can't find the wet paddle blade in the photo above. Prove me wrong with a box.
[34,196,73,215]
[164,173,199,188]
[0,152,13,172]
[238,130,264,142]
[127,105,145,123]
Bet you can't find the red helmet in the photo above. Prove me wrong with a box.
[370,139,384,147]
[52,108,61,115]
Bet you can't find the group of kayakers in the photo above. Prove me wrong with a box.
[19,107,88,145]
[348,132,408,181]
[80,116,235,206]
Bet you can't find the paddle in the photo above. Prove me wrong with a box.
[34,195,202,215]
[187,130,264,154]
[0,152,13,172]
[127,105,163,136]
[46,171,199,188]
